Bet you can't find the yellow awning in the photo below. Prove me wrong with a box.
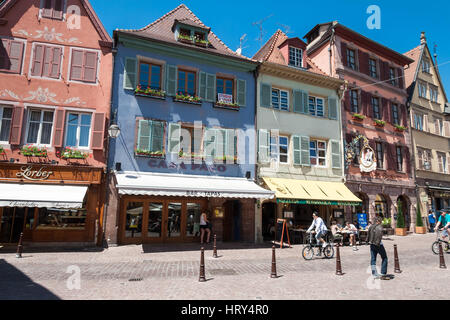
[262,177,362,206]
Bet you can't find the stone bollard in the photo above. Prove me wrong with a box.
[270,246,277,278]
[16,232,24,259]
[394,244,402,273]
[213,234,218,258]
[199,247,206,282]
[335,243,343,276]
[439,242,447,269]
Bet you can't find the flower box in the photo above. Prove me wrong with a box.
[373,120,386,127]
[214,102,240,111]
[394,124,407,132]
[0,146,5,156]
[135,150,165,158]
[174,94,202,105]
[214,156,237,163]
[20,145,48,157]
[352,113,365,121]
[135,86,166,99]
[61,147,89,159]
[194,40,209,47]
[178,36,193,44]
[178,152,204,160]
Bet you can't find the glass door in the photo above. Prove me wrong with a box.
[0,207,26,243]
[125,202,144,240]
[146,202,164,241]
[166,202,182,240]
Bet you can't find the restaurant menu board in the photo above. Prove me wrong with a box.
[275,218,291,248]
[357,213,368,229]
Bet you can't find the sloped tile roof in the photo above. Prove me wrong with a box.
[403,45,423,89]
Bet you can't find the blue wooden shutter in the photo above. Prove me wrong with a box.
[300,136,310,166]
[166,65,177,96]
[260,83,271,108]
[236,79,246,107]
[328,97,338,120]
[123,57,137,90]
[331,140,341,169]
[258,129,270,163]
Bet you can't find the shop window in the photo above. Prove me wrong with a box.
[310,140,326,167]
[0,106,12,142]
[138,62,162,90]
[167,203,181,238]
[148,202,163,238]
[309,96,324,117]
[26,109,54,145]
[186,203,201,237]
[36,208,87,230]
[65,113,92,148]
[125,202,143,238]
[177,69,196,96]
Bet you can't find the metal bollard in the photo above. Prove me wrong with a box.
[213,234,218,258]
[394,244,402,273]
[335,243,343,276]
[16,232,24,258]
[270,246,277,278]
[439,242,447,269]
[199,247,206,282]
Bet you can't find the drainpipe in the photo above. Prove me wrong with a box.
[329,27,336,77]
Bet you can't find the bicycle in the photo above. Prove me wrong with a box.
[302,231,334,260]
[431,230,450,255]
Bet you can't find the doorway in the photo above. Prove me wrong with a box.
[223,200,241,242]
[0,207,26,243]
[262,202,276,241]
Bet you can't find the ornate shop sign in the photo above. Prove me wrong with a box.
[16,166,54,181]
[345,135,377,173]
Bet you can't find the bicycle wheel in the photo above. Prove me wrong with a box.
[302,246,314,260]
[431,241,440,255]
[323,245,335,259]
[444,243,450,253]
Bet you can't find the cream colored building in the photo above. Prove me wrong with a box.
[404,32,450,222]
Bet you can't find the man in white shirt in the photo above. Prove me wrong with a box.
[307,212,328,254]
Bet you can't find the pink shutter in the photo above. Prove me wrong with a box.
[8,41,24,73]
[31,44,44,76]
[42,0,53,18]
[358,50,369,75]
[381,98,389,122]
[341,42,347,67]
[90,112,105,150]
[401,104,407,128]
[0,39,10,70]
[42,45,52,77]
[397,68,404,89]
[404,147,411,174]
[9,106,24,145]
[52,108,65,147]
[70,49,84,81]
[83,51,98,82]
[53,0,64,20]
[50,47,62,78]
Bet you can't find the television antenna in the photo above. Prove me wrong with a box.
[236,33,248,55]
[252,14,273,48]
[278,23,293,35]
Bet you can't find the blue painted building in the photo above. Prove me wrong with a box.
[104,5,273,246]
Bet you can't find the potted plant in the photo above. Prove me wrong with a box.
[373,119,386,127]
[415,205,427,234]
[394,124,407,132]
[382,218,392,228]
[215,101,240,110]
[351,113,365,121]
[61,147,89,159]
[20,145,48,157]
[0,146,5,156]
[174,93,201,104]
[135,85,165,98]
[395,200,408,236]
[177,34,193,44]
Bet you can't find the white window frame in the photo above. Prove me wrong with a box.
[414,113,424,131]
[270,135,289,164]
[309,96,325,117]
[310,139,327,168]
[25,108,55,146]
[0,105,13,143]
[437,152,447,173]
[28,42,64,81]
[430,86,438,103]
[67,47,101,86]
[271,88,289,111]
[418,82,428,99]
[64,112,93,149]
[39,0,68,21]
[288,47,303,68]
[422,59,431,74]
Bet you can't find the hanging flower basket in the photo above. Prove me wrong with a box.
[135,149,165,158]
[20,145,48,157]
[61,147,89,159]
[352,113,365,121]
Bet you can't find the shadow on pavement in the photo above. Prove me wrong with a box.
[142,241,275,253]
[0,244,104,254]
[0,259,60,300]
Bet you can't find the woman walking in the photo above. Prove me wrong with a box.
[200,211,211,244]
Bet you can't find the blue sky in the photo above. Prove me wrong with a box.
[90,0,450,95]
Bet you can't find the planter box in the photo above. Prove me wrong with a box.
[173,98,202,105]
[382,228,394,236]
[135,92,166,100]
[395,228,407,236]
[415,226,427,234]
[213,103,240,111]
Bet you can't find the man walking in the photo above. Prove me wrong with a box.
[428,210,436,233]
[367,217,390,280]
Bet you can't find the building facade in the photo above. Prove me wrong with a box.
[104,5,273,246]
[305,22,417,230]
[404,32,450,219]
[0,0,113,245]
[253,30,361,243]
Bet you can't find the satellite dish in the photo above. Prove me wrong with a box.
[236,47,242,55]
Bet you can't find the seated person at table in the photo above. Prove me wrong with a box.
[331,220,343,244]
[344,221,359,251]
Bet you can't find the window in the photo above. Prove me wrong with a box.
[437,152,447,173]
[41,0,64,20]
[347,48,356,70]
[350,90,359,113]
[65,113,92,148]
[375,142,383,169]
[396,146,403,172]
[177,70,196,96]
[180,125,202,157]
[369,58,378,78]
[70,49,98,83]
[372,97,381,120]
[418,82,427,98]
[36,207,87,230]
[414,113,423,130]
[434,117,443,136]
[289,47,303,68]
[417,148,432,170]
[309,96,324,117]
[0,38,24,74]
[26,109,54,145]
[138,62,162,90]
[389,68,397,86]
[422,59,431,73]
[136,120,165,155]
[179,28,191,38]
[430,87,438,103]
[216,77,234,100]
[392,104,400,125]
[310,140,326,167]
[194,32,205,42]
[272,89,289,111]
[0,106,12,142]
[270,136,289,164]
[31,44,62,79]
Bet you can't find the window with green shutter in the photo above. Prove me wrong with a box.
[300,136,310,166]
[136,120,165,157]
[260,83,271,108]
[168,123,181,155]
[123,57,137,90]
[293,90,309,114]
[258,129,270,163]
[293,135,301,165]
[166,65,177,96]
[206,74,216,102]
[236,79,246,107]
[198,72,207,100]
[331,140,341,169]
[328,97,338,120]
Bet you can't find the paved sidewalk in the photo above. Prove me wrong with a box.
[0,233,448,300]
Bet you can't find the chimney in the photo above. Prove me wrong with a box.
[420,31,426,45]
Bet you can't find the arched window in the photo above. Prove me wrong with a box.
[375,194,387,218]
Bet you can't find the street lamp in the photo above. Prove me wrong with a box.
[108,123,120,139]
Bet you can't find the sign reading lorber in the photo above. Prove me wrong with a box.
[16,166,54,181]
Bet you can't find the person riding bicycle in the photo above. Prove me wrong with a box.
[434,209,450,244]
[306,212,328,255]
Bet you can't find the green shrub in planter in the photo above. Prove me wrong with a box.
[416,205,423,227]
[396,200,405,228]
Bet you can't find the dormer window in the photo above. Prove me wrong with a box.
[194,32,205,42]
[179,28,191,41]
[173,19,211,47]
[289,47,303,68]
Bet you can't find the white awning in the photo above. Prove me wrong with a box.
[115,171,274,199]
[0,183,88,209]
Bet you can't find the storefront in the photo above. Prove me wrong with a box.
[0,164,104,245]
[112,171,274,245]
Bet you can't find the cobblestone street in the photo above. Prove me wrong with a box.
[0,233,448,300]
